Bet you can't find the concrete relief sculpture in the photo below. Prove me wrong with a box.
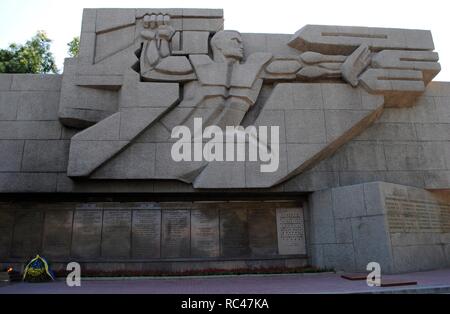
[59,9,440,188]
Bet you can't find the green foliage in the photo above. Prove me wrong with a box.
[67,36,80,58]
[0,31,58,74]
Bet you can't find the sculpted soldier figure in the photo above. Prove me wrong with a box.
[65,12,440,188]
[138,14,371,131]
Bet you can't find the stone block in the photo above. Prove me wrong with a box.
[17,92,60,121]
[182,18,224,31]
[363,182,386,216]
[11,210,44,258]
[356,122,417,141]
[322,84,363,110]
[71,210,103,259]
[92,143,156,178]
[0,75,13,91]
[386,171,425,188]
[42,210,73,258]
[78,32,96,64]
[325,110,373,142]
[284,170,338,192]
[435,96,450,123]
[322,243,356,271]
[309,218,336,245]
[101,210,132,258]
[96,8,136,33]
[340,142,386,171]
[81,8,97,33]
[0,140,24,172]
[415,123,450,141]
[10,75,62,91]
[332,184,366,218]
[0,173,57,192]
[335,218,353,244]
[0,121,61,140]
[0,92,19,120]
[424,171,450,188]
[338,171,386,187]
[392,245,447,273]
[95,25,136,63]
[22,140,70,172]
[285,110,326,143]
[182,8,223,17]
[0,210,14,258]
[351,215,393,272]
[276,207,306,255]
[182,31,210,54]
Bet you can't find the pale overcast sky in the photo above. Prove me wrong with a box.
[0,0,449,80]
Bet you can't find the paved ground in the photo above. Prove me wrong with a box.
[1,268,450,294]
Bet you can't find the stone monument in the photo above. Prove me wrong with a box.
[0,8,449,274]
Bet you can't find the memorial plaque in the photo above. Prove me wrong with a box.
[0,211,14,258]
[191,209,219,257]
[102,210,132,258]
[42,210,73,258]
[71,210,102,259]
[220,208,250,257]
[161,210,190,258]
[131,210,161,259]
[11,210,44,258]
[386,196,450,233]
[248,208,277,256]
[276,207,306,255]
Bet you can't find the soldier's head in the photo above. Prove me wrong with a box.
[210,30,244,62]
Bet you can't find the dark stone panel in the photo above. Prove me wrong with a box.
[42,210,73,258]
[191,208,219,257]
[131,209,161,259]
[220,208,250,257]
[101,210,132,258]
[161,210,190,258]
[0,210,14,258]
[248,208,278,256]
[71,210,103,259]
[11,210,44,258]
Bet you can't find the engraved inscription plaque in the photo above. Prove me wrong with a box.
[0,211,14,258]
[161,210,190,258]
[386,196,450,233]
[220,208,249,257]
[42,211,73,258]
[276,207,306,255]
[248,208,277,256]
[71,210,102,259]
[191,209,219,257]
[11,210,44,258]
[102,210,132,258]
[132,210,161,259]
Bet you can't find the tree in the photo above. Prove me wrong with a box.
[67,36,80,58]
[0,31,58,74]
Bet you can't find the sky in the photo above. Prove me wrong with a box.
[0,0,449,80]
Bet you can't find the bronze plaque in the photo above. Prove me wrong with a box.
[71,210,103,259]
[131,210,161,259]
[248,208,278,256]
[11,210,44,258]
[220,208,250,257]
[0,211,14,258]
[101,210,132,258]
[191,208,219,257]
[42,210,73,258]
[161,210,190,258]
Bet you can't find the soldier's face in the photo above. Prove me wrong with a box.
[222,35,244,60]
